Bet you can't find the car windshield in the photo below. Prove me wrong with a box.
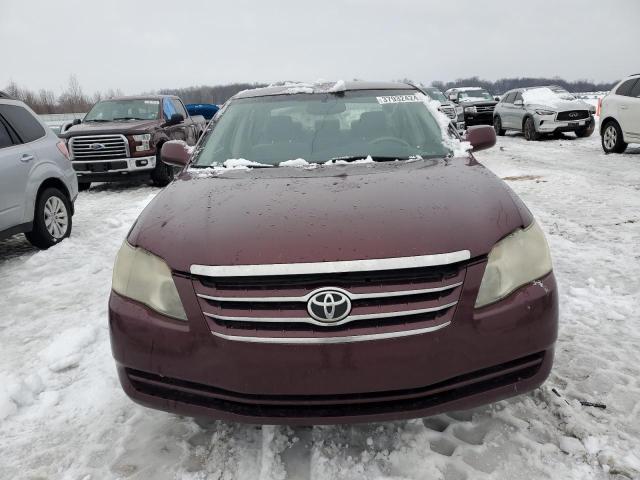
[193,90,450,167]
[84,99,160,122]
[548,86,576,100]
[458,89,493,101]
[424,88,448,103]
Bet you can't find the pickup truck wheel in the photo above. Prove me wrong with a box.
[25,187,72,249]
[151,153,174,187]
[524,117,540,141]
[78,182,91,191]
[601,120,627,153]
[493,116,506,136]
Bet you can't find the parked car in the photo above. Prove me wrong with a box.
[61,95,206,190]
[109,81,558,425]
[0,92,78,248]
[445,87,498,126]
[421,87,465,133]
[600,73,640,153]
[186,103,220,120]
[493,86,596,141]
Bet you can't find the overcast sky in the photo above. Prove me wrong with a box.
[2,0,638,95]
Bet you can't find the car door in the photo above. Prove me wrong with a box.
[511,92,526,130]
[0,108,37,231]
[499,92,516,128]
[620,79,640,141]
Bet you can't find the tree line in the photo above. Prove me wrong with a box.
[431,76,617,95]
[3,76,618,114]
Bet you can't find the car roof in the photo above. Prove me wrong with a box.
[233,81,415,99]
[103,95,176,102]
[446,87,484,92]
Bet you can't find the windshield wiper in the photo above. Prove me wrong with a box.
[114,117,146,121]
[84,119,109,122]
[328,155,407,163]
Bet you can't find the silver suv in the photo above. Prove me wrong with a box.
[0,92,78,248]
[493,86,595,141]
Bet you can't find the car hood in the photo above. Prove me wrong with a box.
[61,119,161,138]
[128,158,533,273]
[525,99,591,112]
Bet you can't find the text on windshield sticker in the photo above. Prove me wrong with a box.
[376,95,421,104]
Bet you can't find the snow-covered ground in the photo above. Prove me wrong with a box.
[1,130,639,479]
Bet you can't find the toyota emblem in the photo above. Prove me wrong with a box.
[307,289,352,323]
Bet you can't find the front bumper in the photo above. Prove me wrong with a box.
[73,155,156,183]
[109,264,558,425]
[464,112,493,126]
[535,115,593,133]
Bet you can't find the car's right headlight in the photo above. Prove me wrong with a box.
[535,109,555,116]
[112,241,187,320]
[464,106,477,113]
[475,221,553,308]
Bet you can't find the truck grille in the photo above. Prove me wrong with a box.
[475,105,495,113]
[439,106,457,120]
[556,110,589,121]
[191,256,469,343]
[69,134,128,161]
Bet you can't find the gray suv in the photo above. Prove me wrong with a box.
[493,86,595,140]
[0,92,78,248]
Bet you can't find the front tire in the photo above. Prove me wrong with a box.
[523,117,540,141]
[25,187,72,249]
[493,116,506,136]
[151,153,174,187]
[601,120,627,153]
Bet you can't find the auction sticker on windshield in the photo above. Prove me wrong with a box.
[376,95,421,104]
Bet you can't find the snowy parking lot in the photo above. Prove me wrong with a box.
[1,130,639,480]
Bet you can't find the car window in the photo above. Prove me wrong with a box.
[503,92,516,104]
[85,99,160,121]
[0,104,46,143]
[163,98,177,120]
[514,92,523,103]
[194,89,451,166]
[629,79,640,98]
[171,99,188,119]
[0,117,14,149]
[616,79,638,97]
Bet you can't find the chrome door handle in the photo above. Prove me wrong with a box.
[20,154,35,163]
[620,105,628,110]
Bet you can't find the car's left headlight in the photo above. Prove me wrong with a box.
[535,109,555,116]
[475,221,552,308]
[112,241,187,320]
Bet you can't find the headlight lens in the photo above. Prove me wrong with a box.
[464,106,477,113]
[475,221,552,308]
[456,106,463,115]
[535,109,555,116]
[132,134,152,152]
[112,241,187,320]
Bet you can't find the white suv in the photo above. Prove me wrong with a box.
[600,73,640,153]
[0,92,78,248]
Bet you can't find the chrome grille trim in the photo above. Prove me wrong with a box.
[202,301,458,327]
[69,134,129,160]
[191,250,470,277]
[475,105,495,113]
[210,321,451,344]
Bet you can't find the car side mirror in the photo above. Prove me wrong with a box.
[161,140,190,167]
[466,125,496,152]
[166,113,184,126]
[494,96,500,102]
[514,99,524,107]
[448,94,457,102]
[72,118,81,125]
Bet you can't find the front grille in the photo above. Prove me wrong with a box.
[126,351,545,418]
[556,110,589,121]
[192,260,468,341]
[69,134,128,161]
[475,105,495,113]
[439,106,457,120]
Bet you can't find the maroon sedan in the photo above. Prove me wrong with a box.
[109,82,557,425]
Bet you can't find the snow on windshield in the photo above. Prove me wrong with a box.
[522,87,577,107]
